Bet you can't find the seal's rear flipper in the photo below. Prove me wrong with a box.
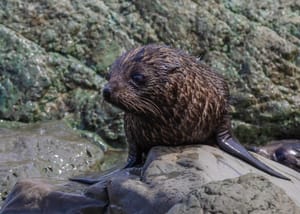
[217,131,291,181]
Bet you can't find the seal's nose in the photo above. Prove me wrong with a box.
[102,85,111,100]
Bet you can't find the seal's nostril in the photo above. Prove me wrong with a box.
[103,86,111,100]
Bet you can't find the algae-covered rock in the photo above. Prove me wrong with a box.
[0,23,124,144]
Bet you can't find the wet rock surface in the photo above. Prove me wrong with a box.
[1,145,299,214]
[0,120,105,205]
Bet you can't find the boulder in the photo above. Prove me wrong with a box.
[1,145,299,213]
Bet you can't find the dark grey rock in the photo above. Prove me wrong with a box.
[168,174,299,214]
[1,146,299,213]
[0,179,105,214]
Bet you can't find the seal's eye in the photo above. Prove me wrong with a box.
[130,73,146,85]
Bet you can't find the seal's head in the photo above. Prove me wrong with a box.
[103,45,183,116]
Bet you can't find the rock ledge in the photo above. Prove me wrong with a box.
[1,145,299,214]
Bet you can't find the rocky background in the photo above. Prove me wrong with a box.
[0,0,299,210]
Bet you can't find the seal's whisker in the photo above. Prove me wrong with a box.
[140,97,162,116]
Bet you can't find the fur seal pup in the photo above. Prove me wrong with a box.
[71,44,290,184]
[248,140,300,173]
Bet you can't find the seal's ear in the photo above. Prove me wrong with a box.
[133,47,145,62]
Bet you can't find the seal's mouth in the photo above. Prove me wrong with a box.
[106,99,128,112]
[102,83,161,116]
[102,87,128,112]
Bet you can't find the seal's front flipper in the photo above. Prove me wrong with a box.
[70,144,142,185]
[217,131,291,181]
[69,177,100,185]
[69,156,142,185]
[69,167,122,185]
[69,157,138,185]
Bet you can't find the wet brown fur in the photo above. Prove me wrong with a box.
[105,44,231,163]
